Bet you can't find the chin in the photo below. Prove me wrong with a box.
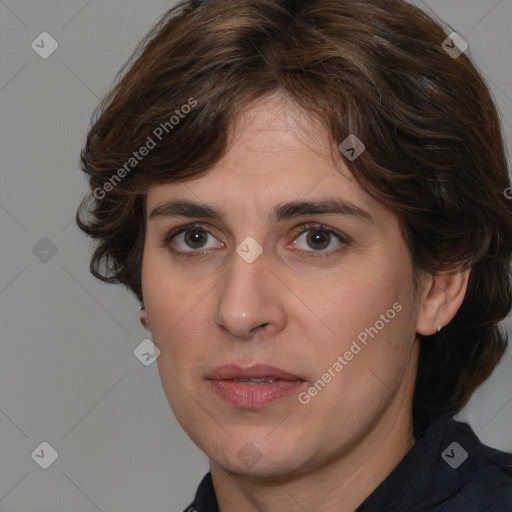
[216,454,306,481]
[207,434,313,480]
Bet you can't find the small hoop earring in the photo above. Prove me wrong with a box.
[437,326,443,332]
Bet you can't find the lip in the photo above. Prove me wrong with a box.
[207,364,303,381]
[207,364,306,409]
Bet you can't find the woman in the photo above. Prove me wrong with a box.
[77,0,512,510]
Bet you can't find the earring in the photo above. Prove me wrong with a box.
[437,326,443,332]
[139,305,150,328]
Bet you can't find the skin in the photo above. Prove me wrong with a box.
[141,93,470,512]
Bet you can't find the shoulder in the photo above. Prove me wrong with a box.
[358,412,512,511]
[182,472,218,512]
[428,415,512,511]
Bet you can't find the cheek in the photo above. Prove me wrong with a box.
[142,250,189,321]
[315,267,400,335]
[143,276,209,369]
[307,262,413,379]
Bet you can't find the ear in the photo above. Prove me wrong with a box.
[416,267,471,336]
[139,306,151,331]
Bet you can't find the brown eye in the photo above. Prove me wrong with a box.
[164,224,224,257]
[290,224,347,257]
[183,229,209,249]
[305,229,331,250]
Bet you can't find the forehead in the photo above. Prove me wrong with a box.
[145,94,383,224]
[223,93,334,164]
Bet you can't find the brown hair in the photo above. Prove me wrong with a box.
[76,0,512,415]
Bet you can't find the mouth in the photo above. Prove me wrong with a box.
[206,364,306,408]
[231,378,281,384]
[206,363,304,382]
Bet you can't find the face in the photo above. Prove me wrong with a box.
[141,94,423,479]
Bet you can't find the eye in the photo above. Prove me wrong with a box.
[164,224,224,256]
[163,222,347,259]
[288,223,347,256]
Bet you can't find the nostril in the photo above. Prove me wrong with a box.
[250,322,269,333]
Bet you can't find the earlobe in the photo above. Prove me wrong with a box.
[139,305,151,330]
[416,267,471,336]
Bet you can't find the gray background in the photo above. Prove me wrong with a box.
[0,0,511,510]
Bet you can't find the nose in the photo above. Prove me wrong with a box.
[212,247,287,339]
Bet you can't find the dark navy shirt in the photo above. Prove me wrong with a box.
[183,411,512,511]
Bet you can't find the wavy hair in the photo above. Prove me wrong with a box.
[77,0,512,415]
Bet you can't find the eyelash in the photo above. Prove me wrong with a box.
[162,222,348,259]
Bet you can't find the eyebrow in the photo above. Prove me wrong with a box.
[148,198,374,224]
